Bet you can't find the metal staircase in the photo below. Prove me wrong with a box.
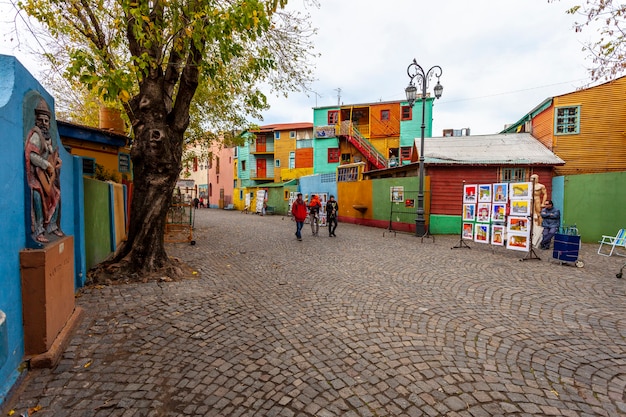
[337,121,387,170]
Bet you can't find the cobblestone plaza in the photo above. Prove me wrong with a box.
[4,209,626,416]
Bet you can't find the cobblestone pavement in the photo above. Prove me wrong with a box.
[4,209,626,417]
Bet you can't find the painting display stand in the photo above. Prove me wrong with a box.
[419,230,435,243]
[451,236,471,249]
[520,179,540,261]
[452,181,471,249]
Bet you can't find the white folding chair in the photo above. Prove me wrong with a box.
[598,229,626,256]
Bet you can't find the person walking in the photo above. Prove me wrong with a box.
[291,193,308,241]
[540,200,560,249]
[326,195,339,237]
[308,194,322,236]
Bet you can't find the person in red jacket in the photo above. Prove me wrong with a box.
[291,193,308,241]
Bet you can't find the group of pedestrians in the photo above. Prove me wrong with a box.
[291,193,339,241]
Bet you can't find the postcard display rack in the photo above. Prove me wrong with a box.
[457,181,540,259]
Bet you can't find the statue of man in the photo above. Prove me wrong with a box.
[530,174,547,226]
[25,99,64,243]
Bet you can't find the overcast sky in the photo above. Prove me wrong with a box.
[1,0,596,135]
[261,0,595,135]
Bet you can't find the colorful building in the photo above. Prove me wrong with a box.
[234,123,313,212]
[58,119,132,182]
[502,76,626,175]
[502,76,626,240]
[312,97,434,174]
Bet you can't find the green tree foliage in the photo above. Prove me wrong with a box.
[554,0,626,80]
[18,0,317,281]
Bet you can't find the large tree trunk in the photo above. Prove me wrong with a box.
[91,77,190,283]
[89,23,201,284]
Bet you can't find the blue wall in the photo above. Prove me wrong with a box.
[299,174,337,202]
[0,55,86,405]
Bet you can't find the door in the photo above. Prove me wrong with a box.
[256,136,266,152]
[256,159,267,178]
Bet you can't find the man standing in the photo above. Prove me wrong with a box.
[291,193,307,241]
[326,195,339,237]
[540,200,560,250]
[25,99,63,244]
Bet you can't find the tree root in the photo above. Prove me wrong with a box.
[86,256,198,286]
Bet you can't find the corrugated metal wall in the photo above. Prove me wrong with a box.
[553,78,626,175]
[429,167,499,215]
[369,103,400,138]
[429,166,554,216]
[295,148,313,168]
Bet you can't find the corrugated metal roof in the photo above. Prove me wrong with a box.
[418,133,565,166]
[263,179,297,188]
[254,122,313,132]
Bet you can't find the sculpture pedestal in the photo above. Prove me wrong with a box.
[20,236,77,363]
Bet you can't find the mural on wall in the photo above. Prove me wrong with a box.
[24,96,64,246]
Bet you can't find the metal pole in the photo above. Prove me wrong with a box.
[405,59,442,238]
[416,81,427,237]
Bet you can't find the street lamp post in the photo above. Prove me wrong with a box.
[405,58,443,238]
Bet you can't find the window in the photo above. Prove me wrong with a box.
[554,106,580,134]
[400,147,412,160]
[233,147,238,158]
[401,106,412,121]
[275,159,281,167]
[500,168,526,182]
[289,131,296,139]
[215,157,220,174]
[289,152,295,169]
[296,139,313,149]
[193,157,198,172]
[380,109,390,121]
[337,166,359,182]
[274,131,280,139]
[328,148,340,163]
[82,157,95,176]
[241,160,246,171]
[328,110,339,125]
[341,153,351,163]
[118,153,131,173]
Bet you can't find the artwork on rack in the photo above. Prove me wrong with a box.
[463,184,477,203]
[506,232,530,251]
[462,204,475,221]
[478,184,492,202]
[510,200,531,216]
[491,203,506,222]
[491,224,505,246]
[476,203,491,223]
[474,223,489,243]
[493,183,508,203]
[509,182,532,200]
[507,216,529,233]
[462,223,474,240]
[390,186,404,203]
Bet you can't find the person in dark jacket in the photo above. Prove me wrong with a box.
[540,200,560,249]
[326,195,339,237]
